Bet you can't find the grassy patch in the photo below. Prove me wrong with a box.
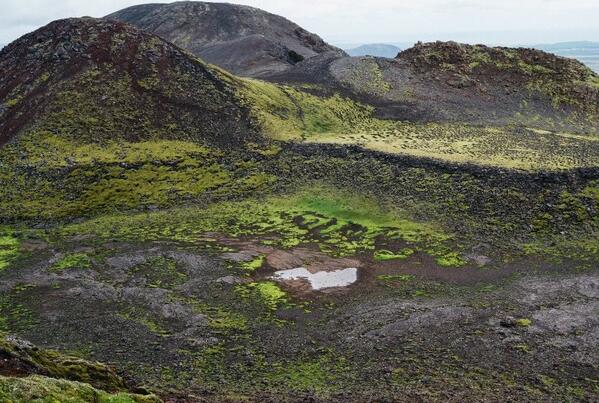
[0,232,19,271]
[61,186,462,263]
[240,255,265,273]
[304,122,599,171]
[374,248,415,261]
[52,253,92,271]
[0,375,159,403]
[239,78,376,141]
[236,282,288,312]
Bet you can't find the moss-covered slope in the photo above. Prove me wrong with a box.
[0,17,260,147]
[266,41,599,134]
[0,334,160,402]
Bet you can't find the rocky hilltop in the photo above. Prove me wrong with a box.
[266,41,599,133]
[0,17,261,147]
[106,1,346,77]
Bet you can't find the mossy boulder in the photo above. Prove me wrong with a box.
[0,375,160,403]
[0,335,125,392]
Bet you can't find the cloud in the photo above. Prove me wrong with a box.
[1,0,599,46]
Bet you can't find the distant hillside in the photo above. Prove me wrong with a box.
[533,41,599,73]
[106,1,346,77]
[346,43,401,58]
[266,41,599,134]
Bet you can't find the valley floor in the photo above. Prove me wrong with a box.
[1,142,598,402]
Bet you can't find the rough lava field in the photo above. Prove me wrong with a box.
[0,3,598,403]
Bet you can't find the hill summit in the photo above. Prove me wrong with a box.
[0,17,259,147]
[106,1,346,77]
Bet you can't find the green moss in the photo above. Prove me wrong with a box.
[208,310,248,332]
[130,256,187,289]
[237,282,287,311]
[0,232,19,271]
[516,318,532,327]
[118,311,170,337]
[374,248,415,261]
[435,252,466,267]
[51,254,92,272]
[0,134,277,219]
[61,186,462,263]
[4,96,23,108]
[238,78,376,141]
[0,336,128,393]
[305,121,599,171]
[266,353,349,395]
[0,375,160,403]
[240,255,265,273]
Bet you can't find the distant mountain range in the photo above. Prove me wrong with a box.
[345,43,401,58]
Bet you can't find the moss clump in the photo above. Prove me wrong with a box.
[208,310,248,333]
[240,255,265,273]
[374,248,415,261]
[0,233,19,271]
[0,335,128,392]
[4,96,23,108]
[0,375,160,403]
[237,282,287,311]
[435,252,466,267]
[51,254,92,272]
[516,318,532,327]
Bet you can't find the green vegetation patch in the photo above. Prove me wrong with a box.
[516,318,532,327]
[61,186,462,263]
[267,355,348,394]
[0,375,160,403]
[236,281,288,312]
[305,122,599,171]
[51,253,92,272]
[0,232,19,271]
[0,133,277,220]
[377,274,415,283]
[130,256,188,289]
[239,78,377,141]
[374,248,415,261]
[240,255,265,273]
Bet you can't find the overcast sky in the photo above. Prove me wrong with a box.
[2,0,599,47]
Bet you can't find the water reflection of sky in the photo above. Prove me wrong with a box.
[271,267,358,290]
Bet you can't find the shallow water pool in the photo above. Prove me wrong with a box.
[271,267,358,290]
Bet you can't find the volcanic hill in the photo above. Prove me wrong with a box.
[266,41,599,133]
[0,6,598,403]
[106,1,346,77]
